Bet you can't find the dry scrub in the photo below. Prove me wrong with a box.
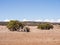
[0,25,60,45]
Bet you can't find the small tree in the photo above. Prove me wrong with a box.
[37,23,53,30]
[7,20,24,31]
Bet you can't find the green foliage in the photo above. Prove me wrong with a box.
[37,23,53,30]
[7,20,24,31]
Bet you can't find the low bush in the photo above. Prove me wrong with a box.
[37,23,53,30]
[7,20,24,31]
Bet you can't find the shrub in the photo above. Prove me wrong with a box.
[7,20,24,31]
[37,23,53,30]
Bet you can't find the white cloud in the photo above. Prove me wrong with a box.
[23,19,30,21]
[22,19,60,23]
[45,19,60,23]
[44,19,50,22]
[43,19,56,22]
[34,19,43,22]
[1,19,60,23]
[22,18,41,21]
[3,19,10,22]
[57,19,60,22]
[0,19,10,22]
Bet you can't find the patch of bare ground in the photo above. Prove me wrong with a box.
[0,25,60,45]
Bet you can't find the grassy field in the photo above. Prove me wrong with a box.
[0,25,60,45]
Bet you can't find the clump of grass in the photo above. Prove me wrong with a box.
[37,23,53,30]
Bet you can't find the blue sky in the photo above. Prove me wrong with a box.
[0,0,60,22]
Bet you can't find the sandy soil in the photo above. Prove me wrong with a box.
[0,25,60,45]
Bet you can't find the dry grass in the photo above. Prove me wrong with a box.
[0,25,60,45]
